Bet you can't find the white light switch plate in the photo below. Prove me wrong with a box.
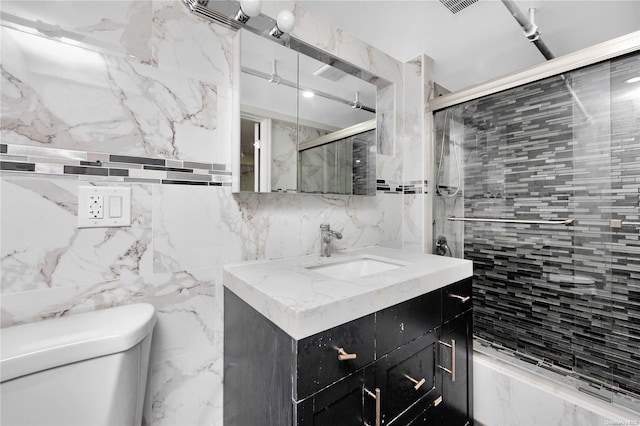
[78,187,131,228]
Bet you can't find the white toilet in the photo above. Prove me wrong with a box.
[1,303,156,426]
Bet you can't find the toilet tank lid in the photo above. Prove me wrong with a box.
[1,303,156,383]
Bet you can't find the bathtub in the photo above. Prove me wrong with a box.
[473,346,640,426]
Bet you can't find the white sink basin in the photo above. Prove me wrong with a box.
[306,256,405,280]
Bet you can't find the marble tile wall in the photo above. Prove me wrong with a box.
[402,56,426,252]
[0,1,421,425]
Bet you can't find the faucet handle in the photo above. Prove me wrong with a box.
[320,223,330,230]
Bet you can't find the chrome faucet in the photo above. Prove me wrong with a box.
[320,223,343,257]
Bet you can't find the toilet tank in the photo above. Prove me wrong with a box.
[1,303,156,426]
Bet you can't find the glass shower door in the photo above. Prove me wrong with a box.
[432,50,640,412]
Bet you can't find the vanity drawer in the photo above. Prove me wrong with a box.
[442,278,472,323]
[295,313,376,400]
[376,330,439,425]
[296,364,376,426]
[376,290,441,356]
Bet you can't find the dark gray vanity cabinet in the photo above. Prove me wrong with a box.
[439,278,474,426]
[223,278,473,426]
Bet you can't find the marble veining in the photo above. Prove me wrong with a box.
[1,176,153,293]
[0,1,430,425]
[1,26,218,161]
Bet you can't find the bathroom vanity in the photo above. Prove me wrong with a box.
[223,247,473,426]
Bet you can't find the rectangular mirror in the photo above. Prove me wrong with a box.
[238,29,381,195]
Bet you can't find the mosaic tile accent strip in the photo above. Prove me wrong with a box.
[377,179,428,194]
[0,144,232,186]
[435,51,640,409]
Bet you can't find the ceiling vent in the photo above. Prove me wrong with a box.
[439,0,479,14]
[313,64,348,81]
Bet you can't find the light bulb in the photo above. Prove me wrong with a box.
[240,0,261,17]
[276,10,295,34]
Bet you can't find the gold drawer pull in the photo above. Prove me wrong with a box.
[449,294,470,303]
[438,339,456,382]
[404,374,426,390]
[364,387,381,426]
[337,347,357,361]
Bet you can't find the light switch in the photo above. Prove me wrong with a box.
[109,196,122,218]
[78,187,131,228]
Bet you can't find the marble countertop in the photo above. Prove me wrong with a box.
[223,246,473,340]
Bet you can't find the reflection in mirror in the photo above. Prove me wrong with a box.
[239,29,378,194]
[299,123,376,195]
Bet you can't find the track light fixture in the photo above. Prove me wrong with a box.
[351,91,363,110]
[234,0,262,23]
[269,60,281,84]
[269,10,295,38]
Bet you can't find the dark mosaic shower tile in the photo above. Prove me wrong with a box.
[109,168,129,177]
[109,154,165,166]
[161,180,209,186]
[144,165,194,173]
[0,161,35,172]
[63,165,108,176]
[453,51,640,403]
[80,160,103,167]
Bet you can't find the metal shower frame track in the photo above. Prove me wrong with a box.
[427,31,640,112]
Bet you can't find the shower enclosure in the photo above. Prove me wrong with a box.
[433,45,640,412]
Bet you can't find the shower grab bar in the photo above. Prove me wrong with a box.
[447,216,575,226]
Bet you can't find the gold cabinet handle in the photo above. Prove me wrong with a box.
[438,339,456,382]
[449,294,471,303]
[404,374,426,390]
[364,387,381,426]
[337,347,357,361]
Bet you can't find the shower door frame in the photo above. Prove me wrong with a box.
[427,31,640,113]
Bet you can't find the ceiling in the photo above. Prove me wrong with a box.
[280,0,640,92]
[4,1,638,92]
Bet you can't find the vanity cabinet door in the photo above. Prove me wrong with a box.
[296,365,377,426]
[296,313,376,400]
[439,310,473,426]
[377,290,441,356]
[376,331,440,425]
